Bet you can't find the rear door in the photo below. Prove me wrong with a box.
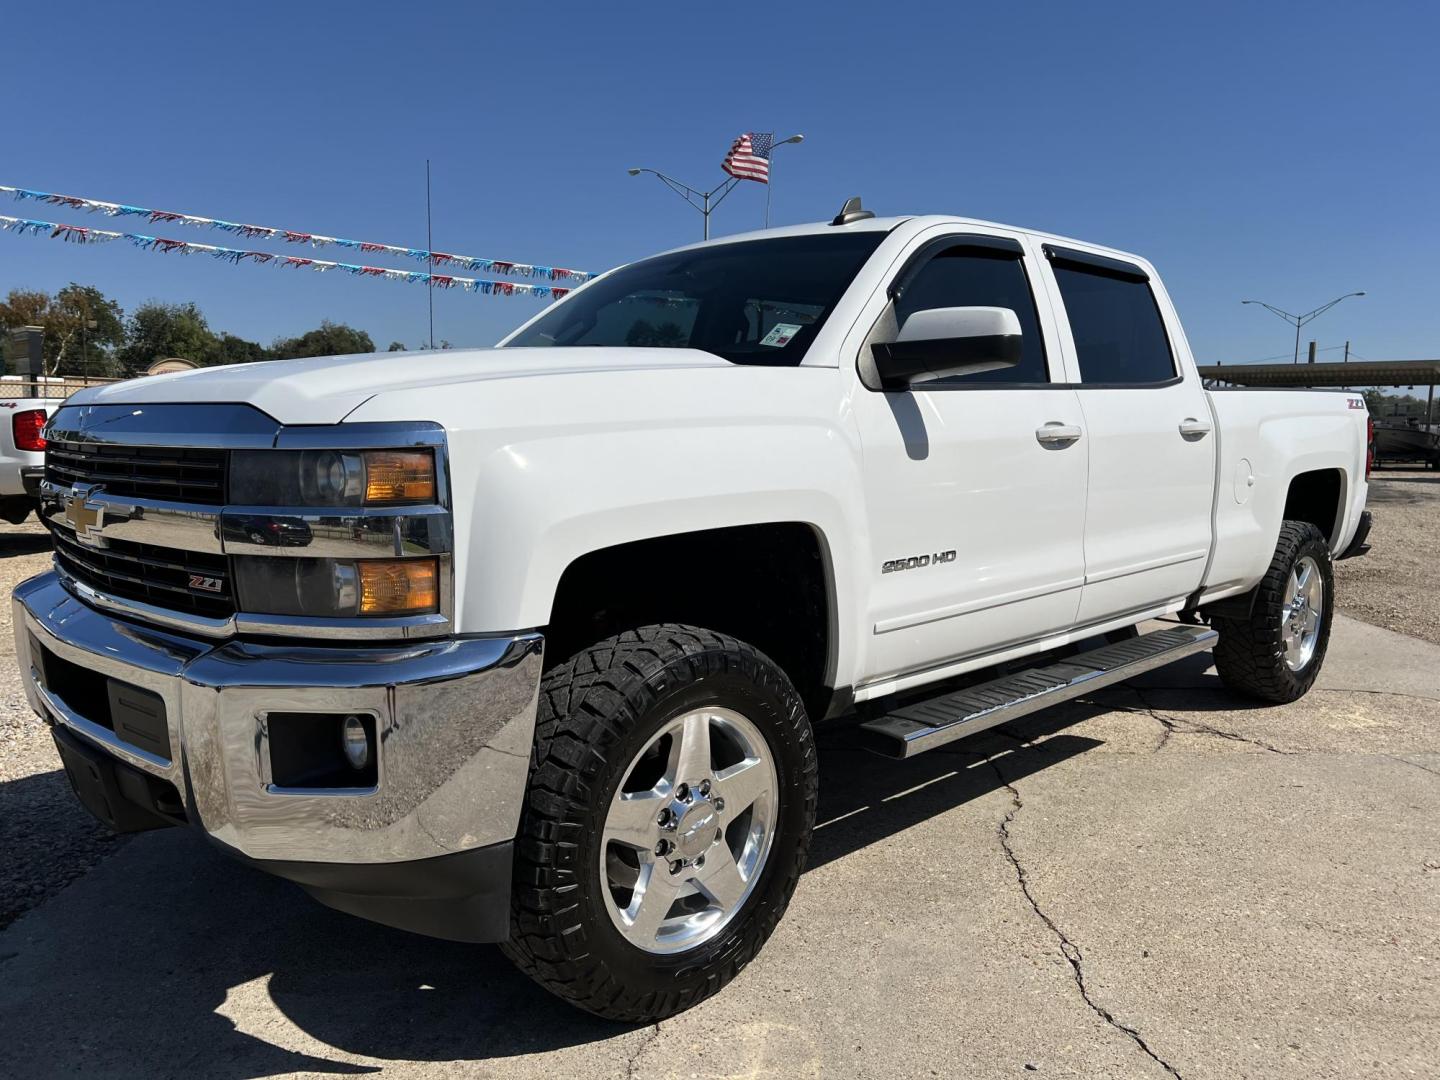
[1038,245,1215,624]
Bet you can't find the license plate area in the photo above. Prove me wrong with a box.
[30,633,172,763]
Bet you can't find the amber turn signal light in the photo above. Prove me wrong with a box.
[358,558,439,615]
[363,451,436,505]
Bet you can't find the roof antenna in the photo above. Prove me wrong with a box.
[831,196,875,226]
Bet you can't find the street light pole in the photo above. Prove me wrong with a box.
[764,134,805,229]
[628,167,740,240]
[1240,292,1366,363]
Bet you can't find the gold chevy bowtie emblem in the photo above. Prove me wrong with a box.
[65,488,106,544]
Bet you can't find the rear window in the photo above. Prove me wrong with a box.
[1053,261,1175,385]
[504,233,885,365]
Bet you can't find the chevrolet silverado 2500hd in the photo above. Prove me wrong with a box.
[15,202,1373,1022]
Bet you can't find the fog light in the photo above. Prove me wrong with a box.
[341,714,371,770]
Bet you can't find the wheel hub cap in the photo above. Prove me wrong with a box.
[599,707,778,955]
[1279,554,1325,672]
[674,801,718,860]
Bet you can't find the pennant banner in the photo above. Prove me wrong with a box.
[0,215,572,301]
[0,185,592,282]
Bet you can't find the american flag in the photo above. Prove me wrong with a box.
[722,132,772,183]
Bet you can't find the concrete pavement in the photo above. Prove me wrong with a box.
[1,614,1436,1079]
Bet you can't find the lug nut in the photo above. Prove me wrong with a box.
[694,855,705,869]
[699,779,712,796]
[714,828,722,844]
[655,839,671,856]
[669,859,684,875]
[657,808,674,828]
[714,798,725,813]
[676,783,691,802]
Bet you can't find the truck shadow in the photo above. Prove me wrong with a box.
[0,697,1164,1076]
[0,530,51,557]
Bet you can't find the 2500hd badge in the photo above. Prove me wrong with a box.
[882,550,957,573]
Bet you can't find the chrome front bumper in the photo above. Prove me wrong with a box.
[15,571,543,867]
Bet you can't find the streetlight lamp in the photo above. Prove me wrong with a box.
[627,167,741,241]
[764,134,804,229]
[1241,292,1366,364]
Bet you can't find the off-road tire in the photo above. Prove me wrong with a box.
[1212,521,1334,703]
[501,623,817,1022]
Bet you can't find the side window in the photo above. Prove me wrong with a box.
[1052,262,1175,385]
[893,247,1049,384]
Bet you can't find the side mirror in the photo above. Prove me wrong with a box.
[871,306,1022,390]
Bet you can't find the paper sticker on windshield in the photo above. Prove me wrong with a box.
[760,323,803,348]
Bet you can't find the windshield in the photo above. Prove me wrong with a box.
[503,232,885,364]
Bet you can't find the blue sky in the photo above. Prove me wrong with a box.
[2,0,1435,367]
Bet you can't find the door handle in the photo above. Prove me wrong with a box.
[1179,417,1212,439]
[1036,422,1083,446]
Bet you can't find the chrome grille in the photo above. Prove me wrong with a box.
[50,526,235,619]
[46,440,228,506]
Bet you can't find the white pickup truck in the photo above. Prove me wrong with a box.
[15,201,1372,1022]
[0,397,55,523]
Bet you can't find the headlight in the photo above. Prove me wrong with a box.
[230,449,437,507]
[235,556,440,617]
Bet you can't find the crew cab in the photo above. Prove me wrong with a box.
[14,202,1372,1022]
[0,398,55,523]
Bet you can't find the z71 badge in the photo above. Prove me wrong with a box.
[882,550,956,574]
[188,574,224,594]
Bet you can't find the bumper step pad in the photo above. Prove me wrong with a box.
[859,625,1217,758]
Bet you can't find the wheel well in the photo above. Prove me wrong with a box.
[1283,469,1344,546]
[545,523,834,717]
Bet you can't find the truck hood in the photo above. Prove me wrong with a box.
[69,347,734,425]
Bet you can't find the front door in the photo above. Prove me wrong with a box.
[852,230,1089,685]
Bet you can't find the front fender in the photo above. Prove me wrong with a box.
[344,366,870,689]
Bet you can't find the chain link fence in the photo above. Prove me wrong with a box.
[0,374,120,400]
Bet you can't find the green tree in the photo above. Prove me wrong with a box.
[0,289,52,333]
[0,284,126,376]
[214,333,271,366]
[119,300,221,371]
[271,320,375,360]
[387,341,407,352]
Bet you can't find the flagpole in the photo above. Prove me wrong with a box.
[765,134,805,230]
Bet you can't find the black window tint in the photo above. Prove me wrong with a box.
[893,249,1048,384]
[1053,264,1175,384]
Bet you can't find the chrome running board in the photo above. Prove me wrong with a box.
[858,625,1217,759]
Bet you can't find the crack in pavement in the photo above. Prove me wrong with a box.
[1122,687,1299,755]
[1385,754,1440,779]
[990,763,1185,1080]
[624,1022,661,1080]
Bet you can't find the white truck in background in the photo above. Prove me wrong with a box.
[0,398,56,523]
[16,200,1371,1022]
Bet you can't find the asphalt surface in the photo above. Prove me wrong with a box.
[0,613,1435,1079]
[1,489,1438,1079]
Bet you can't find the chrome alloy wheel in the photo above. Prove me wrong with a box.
[1280,554,1325,672]
[599,707,778,955]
